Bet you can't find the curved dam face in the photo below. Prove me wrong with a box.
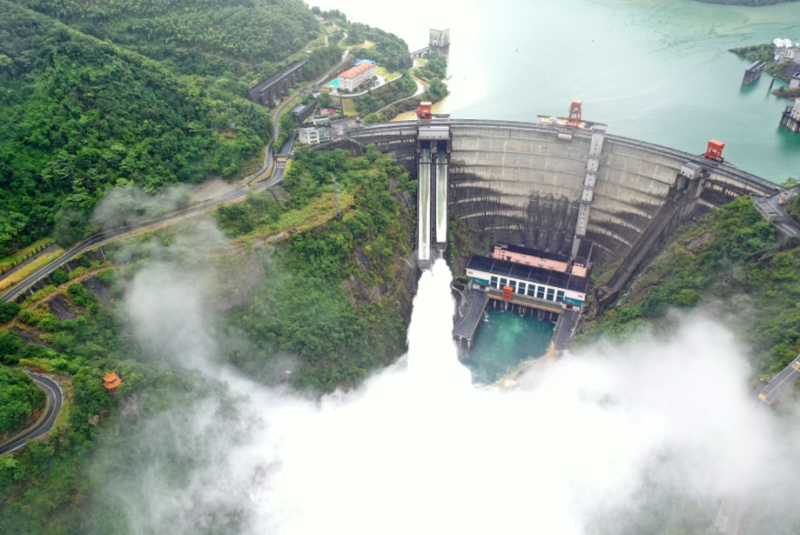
[339,119,778,266]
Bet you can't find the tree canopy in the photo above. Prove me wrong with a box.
[0,0,279,256]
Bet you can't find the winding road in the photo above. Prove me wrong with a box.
[0,47,355,456]
[0,373,63,456]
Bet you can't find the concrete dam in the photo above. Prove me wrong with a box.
[327,118,780,311]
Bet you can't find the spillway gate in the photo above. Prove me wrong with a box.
[417,120,451,269]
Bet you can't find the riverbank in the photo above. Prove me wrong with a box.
[730,43,800,97]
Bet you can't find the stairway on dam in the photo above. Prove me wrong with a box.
[595,188,687,312]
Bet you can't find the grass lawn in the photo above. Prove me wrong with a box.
[376,66,401,81]
[347,40,375,50]
[0,239,56,273]
[342,98,358,117]
[0,247,65,292]
[233,189,356,248]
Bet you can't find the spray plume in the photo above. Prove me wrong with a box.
[96,258,800,535]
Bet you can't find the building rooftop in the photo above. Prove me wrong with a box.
[494,243,571,264]
[339,61,375,79]
[468,255,590,293]
[291,103,310,115]
[103,373,122,390]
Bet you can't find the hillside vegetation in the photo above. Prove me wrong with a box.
[19,0,319,65]
[0,147,417,531]
[0,0,284,257]
[217,148,417,391]
[586,197,800,380]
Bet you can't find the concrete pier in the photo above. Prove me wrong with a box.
[435,143,449,245]
[780,99,800,133]
[417,145,432,268]
[453,289,490,349]
[742,60,766,86]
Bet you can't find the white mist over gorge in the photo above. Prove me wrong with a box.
[89,255,800,535]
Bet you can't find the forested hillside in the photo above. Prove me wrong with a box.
[586,197,800,380]
[0,0,322,258]
[0,366,45,437]
[19,0,319,64]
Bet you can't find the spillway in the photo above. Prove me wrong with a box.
[418,146,432,267]
[435,147,448,245]
[340,119,778,268]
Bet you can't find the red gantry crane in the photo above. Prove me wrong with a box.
[416,101,433,120]
[703,139,725,162]
[566,100,582,128]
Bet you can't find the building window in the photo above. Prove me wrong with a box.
[527,285,536,297]
[537,286,545,299]
[547,288,555,301]
[490,276,498,289]
[500,278,508,287]
[556,290,565,302]
[518,282,526,294]
[509,281,516,292]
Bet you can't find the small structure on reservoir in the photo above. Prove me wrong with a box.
[742,61,766,85]
[429,28,450,55]
[781,99,800,133]
[103,373,122,394]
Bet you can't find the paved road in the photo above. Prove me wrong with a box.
[714,353,800,534]
[552,309,579,350]
[0,373,63,456]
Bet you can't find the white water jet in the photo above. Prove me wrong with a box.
[406,259,472,392]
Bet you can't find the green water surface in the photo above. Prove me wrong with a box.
[312,0,800,180]
[463,309,554,385]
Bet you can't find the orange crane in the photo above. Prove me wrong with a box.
[566,100,582,128]
[416,101,433,120]
[704,139,725,162]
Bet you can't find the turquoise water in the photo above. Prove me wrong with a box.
[313,0,800,180]
[462,309,554,385]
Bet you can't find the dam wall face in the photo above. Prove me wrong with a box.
[342,120,778,265]
[448,124,685,261]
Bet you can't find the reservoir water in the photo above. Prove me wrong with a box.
[315,0,800,180]
[462,309,554,385]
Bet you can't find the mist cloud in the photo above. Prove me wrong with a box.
[93,185,192,230]
[98,251,800,535]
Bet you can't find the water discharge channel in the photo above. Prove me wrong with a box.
[463,308,554,386]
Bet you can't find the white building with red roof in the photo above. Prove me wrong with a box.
[338,59,376,91]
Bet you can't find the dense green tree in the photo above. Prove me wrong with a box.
[0,366,45,435]
[0,302,20,324]
[0,0,274,255]
[0,331,22,365]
